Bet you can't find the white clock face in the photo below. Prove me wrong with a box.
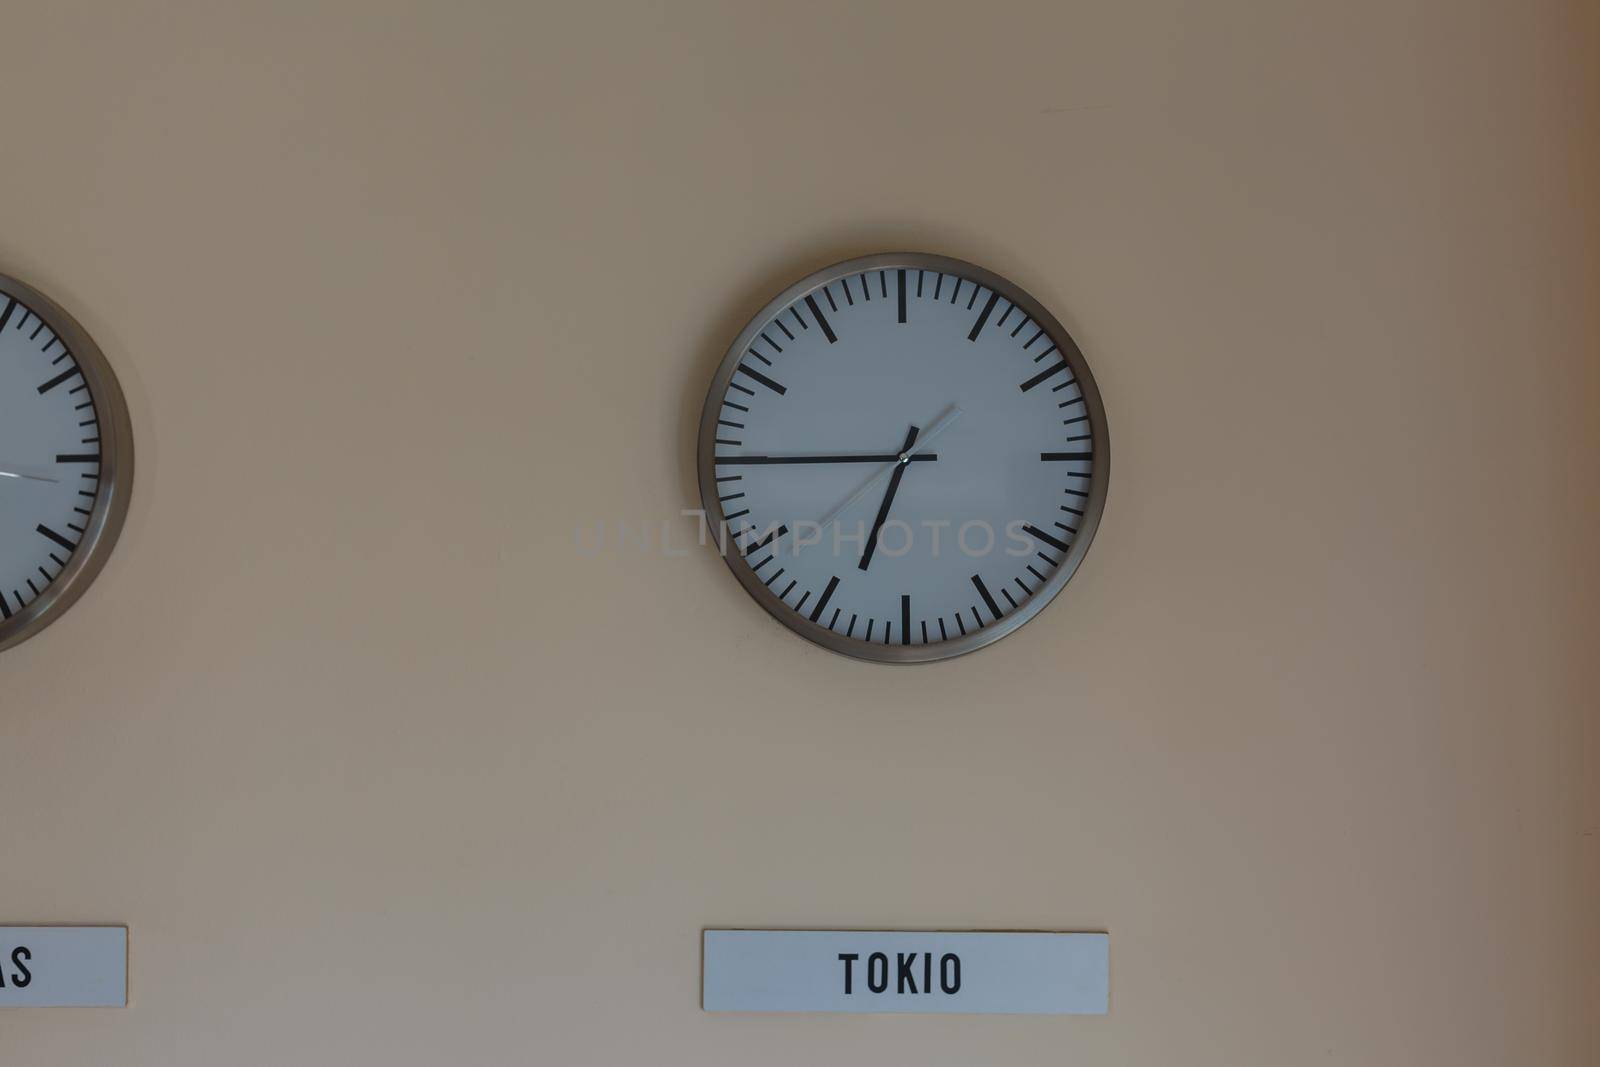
[0,278,131,650]
[698,254,1108,662]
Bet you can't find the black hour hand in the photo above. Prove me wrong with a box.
[859,425,920,571]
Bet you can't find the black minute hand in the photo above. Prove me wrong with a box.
[860,425,920,571]
[714,453,938,465]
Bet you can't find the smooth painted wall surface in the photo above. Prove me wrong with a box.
[1,2,1596,1064]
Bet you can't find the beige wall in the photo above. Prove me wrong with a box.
[2,2,1596,1063]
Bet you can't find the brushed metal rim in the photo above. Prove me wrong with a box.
[696,252,1110,664]
[0,273,134,654]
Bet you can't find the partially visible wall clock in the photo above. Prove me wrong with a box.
[0,273,133,652]
[697,253,1109,663]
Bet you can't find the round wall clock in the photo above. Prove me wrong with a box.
[696,252,1109,663]
[0,273,133,653]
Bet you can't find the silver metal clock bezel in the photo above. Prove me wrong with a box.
[0,272,134,653]
[696,252,1110,664]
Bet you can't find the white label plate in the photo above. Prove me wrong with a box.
[703,929,1107,1014]
[0,927,127,1008]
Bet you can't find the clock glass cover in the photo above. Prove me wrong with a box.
[0,274,132,652]
[697,253,1108,663]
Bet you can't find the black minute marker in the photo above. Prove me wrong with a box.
[971,574,1003,621]
[36,525,77,552]
[968,291,999,341]
[810,576,841,623]
[1020,362,1069,392]
[736,364,787,395]
[37,366,81,394]
[804,295,837,343]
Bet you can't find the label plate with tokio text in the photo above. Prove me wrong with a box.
[702,929,1107,1014]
